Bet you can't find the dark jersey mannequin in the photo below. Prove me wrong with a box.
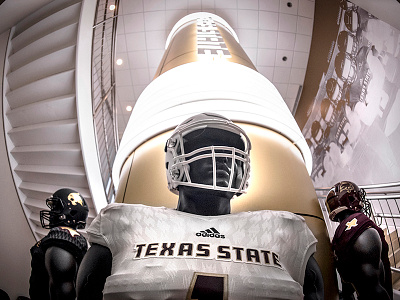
[332,211,392,300]
[325,181,392,299]
[29,188,89,300]
[30,227,87,300]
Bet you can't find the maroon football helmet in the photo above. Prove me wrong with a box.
[325,181,369,221]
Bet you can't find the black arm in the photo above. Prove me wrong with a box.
[350,228,391,300]
[303,255,324,300]
[45,246,77,300]
[76,243,112,300]
[340,280,356,300]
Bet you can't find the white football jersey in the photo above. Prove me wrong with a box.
[88,203,317,299]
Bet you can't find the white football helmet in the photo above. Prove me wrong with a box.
[165,113,251,195]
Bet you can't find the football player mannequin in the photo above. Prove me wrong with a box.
[29,188,89,300]
[77,113,323,299]
[326,181,392,300]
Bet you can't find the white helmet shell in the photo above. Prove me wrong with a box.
[165,113,251,195]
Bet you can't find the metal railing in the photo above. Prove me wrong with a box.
[91,0,120,203]
[362,183,400,273]
[316,182,400,273]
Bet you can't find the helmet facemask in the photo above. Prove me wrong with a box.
[40,197,65,229]
[165,113,251,196]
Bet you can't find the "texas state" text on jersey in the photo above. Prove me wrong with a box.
[133,242,283,268]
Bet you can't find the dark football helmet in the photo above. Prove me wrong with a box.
[311,120,330,144]
[40,188,89,229]
[320,98,338,127]
[337,31,358,57]
[334,52,357,84]
[326,78,342,103]
[165,112,251,195]
[344,8,360,33]
[325,181,371,221]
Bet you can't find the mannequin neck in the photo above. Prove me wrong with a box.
[177,186,233,216]
[336,210,359,223]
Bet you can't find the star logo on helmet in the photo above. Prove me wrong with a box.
[345,218,358,231]
[339,182,354,193]
[68,193,84,206]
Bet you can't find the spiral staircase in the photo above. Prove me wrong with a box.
[2,0,116,240]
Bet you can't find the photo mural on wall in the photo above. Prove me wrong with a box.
[295,0,400,187]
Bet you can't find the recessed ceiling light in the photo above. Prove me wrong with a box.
[116,58,123,65]
[109,4,116,11]
[126,105,133,112]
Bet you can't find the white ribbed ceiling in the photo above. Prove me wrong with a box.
[114,0,315,140]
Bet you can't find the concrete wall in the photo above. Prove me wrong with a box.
[0,29,36,300]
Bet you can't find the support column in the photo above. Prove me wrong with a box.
[113,12,338,299]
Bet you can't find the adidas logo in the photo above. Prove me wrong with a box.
[196,227,225,239]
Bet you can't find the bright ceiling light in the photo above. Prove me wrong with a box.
[116,58,123,65]
[126,105,133,112]
[109,4,116,11]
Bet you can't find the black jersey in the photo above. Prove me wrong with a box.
[29,226,87,300]
[332,212,392,299]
